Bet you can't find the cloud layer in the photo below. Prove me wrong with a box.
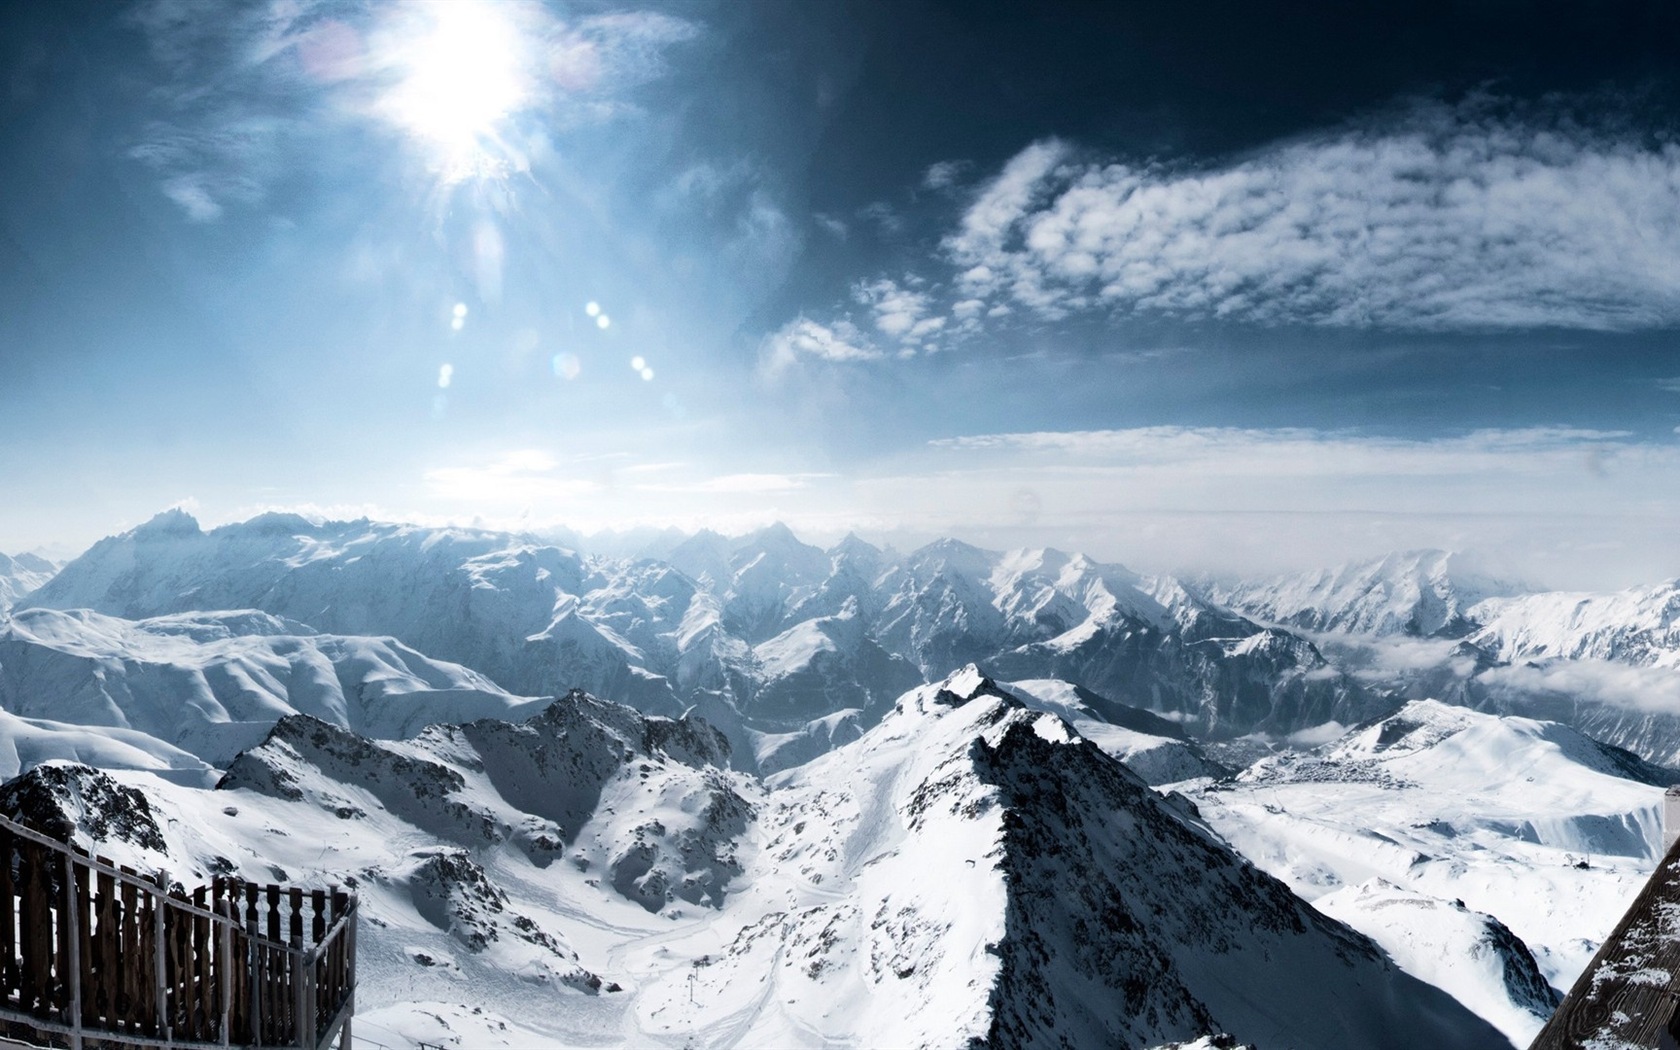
[947,103,1680,331]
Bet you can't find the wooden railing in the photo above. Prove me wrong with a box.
[0,814,357,1049]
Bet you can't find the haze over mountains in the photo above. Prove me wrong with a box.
[2,510,1679,1047]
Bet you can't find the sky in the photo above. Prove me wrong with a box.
[3,0,1680,587]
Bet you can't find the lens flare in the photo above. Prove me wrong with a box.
[630,356,646,371]
[596,314,611,329]
[585,302,601,317]
[438,363,454,388]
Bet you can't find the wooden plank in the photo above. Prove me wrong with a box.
[311,888,326,948]
[92,868,114,1027]
[61,854,82,1048]
[19,841,49,1015]
[191,886,209,1040]
[74,856,92,1030]
[53,852,72,1016]
[217,903,232,1048]
[266,885,281,945]
[0,826,15,1005]
[244,883,260,1047]
[289,886,304,947]
[117,866,148,1034]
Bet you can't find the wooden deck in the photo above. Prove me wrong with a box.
[0,814,356,1050]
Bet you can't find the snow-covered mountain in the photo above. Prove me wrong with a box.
[22,511,1383,767]
[1200,549,1520,638]
[1202,551,1680,765]
[0,550,57,610]
[0,670,1504,1049]
[1175,698,1673,1046]
[0,607,546,765]
[1468,580,1680,668]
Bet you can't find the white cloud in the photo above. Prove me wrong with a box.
[854,278,933,339]
[637,473,833,494]
[814,213,849,239]
[762,318,882,372]
[947,105,1680,330]
[1480,659,1680,716]
[1657,376,1680,393]
[923,159,970,190]
[856,201,904,235]
[840,425,1680,586]
[424,449,598,504]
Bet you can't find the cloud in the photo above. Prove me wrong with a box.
[762,318,882,372]
[424,449,599,504]
[945,103,1680,331]
[545,10,698,95]
[856,201,904,236]
[1658,377,1680,393]
[636,472,833,494]
[854,278,933,339]
[814,213,849,240]
[923,159,970,191]
[1479,659,1680,716]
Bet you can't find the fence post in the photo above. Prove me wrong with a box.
[293,939,307,1050]
[61,854,82,1050]
[246,913,260,1047]
[340,902,357,1050]
[153,872,169,1043]
[219,902,233,1048]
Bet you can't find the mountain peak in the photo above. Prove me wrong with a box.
[131,507,201,539]
[746,521,804,548]
[933,663,1008,707]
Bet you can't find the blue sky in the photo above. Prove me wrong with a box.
[3,0,1680,585]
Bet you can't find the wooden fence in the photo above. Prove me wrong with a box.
[0,814,356,1050]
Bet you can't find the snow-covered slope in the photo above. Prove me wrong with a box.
[1201,549,1518,638]
[1314,879,1559,1044]
[1176,699,1671,1046]
[0,673,1503,1049]
[1007,677,1228,784]
[0,607,546,764]
[1201,551,1680,766]
[0,550,57,610]
[25,512,1384,763]
[1468,580,1680,668]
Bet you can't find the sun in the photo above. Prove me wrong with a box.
[380,1,531,177]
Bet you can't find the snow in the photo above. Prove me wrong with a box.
[1469,581,1680,668]
[22,511,1384,765]
[1202,549,1520,638]
[20,514,1680,1044]
[0,608,548,764]
[0,672,1504,1049]
[1314,878,1557,1045]
[0,551,58,611]
[1175,698,1669,1042]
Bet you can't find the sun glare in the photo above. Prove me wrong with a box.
[382,2,529,177]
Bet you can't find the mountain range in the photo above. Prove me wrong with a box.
[3,512,1680,1046]
[18,511,1379,771]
